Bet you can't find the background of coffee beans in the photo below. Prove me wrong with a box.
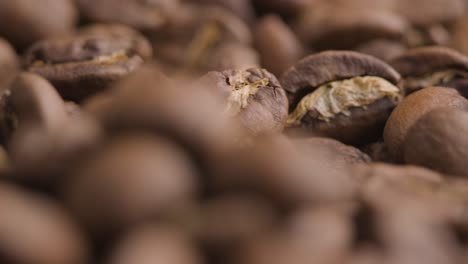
[1,0,468,263]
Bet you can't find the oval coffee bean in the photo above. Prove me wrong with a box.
[0,73,68,144]
[0,0,77,50]
[198,68,288,135]
[197,194,277,262]
[294,2,408,50]
[0,182,89,264]
[23,24,152,101]
[235,206,352,264]
[77,0,178,32]
[214,135,357,205]
[64,133,199,234]
[384,87,468,161]
[253,15,304,77]
[185,0,256,23]
[391,46,468,94]
[152,4,256,73]
[403,107,468,177]
[395,0,465,27]
[292,137,371,165]
[107,224,202,264]
[282,51,402,145]
[356,39,407,62]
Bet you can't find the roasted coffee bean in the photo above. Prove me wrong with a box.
[391,46,468,95]
[0,0,77,50]
[196,194,277,262]
[253,15,304,77]
[0,182,89,264]
[211,135,357,205]
[282,51,402,145]
[235,206,352,264]
[356,39,407,62]
[99,65,245,172]
[0,73,68,144]
[384,87,468,161]
[0,38,19,92]
[369,199,462,264]
[64,133,199,234]
[354,163,444,188]
[403,108,468,177]
[292,137,371,164]
[107,224,202,264]
[395,0,465,27]
[152,4,257,73]
[294,3,408,50]
[198,68,288,135]
[23,24,152,101]
[183,0,255,23]
[8,115,102,187]
[77,0,178,32]
[0,74,102,186]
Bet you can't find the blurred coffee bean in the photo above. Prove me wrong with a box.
[0,73,68,145]
[235,206,353,264]
[403,108,468,177]
[23,24,152,101]
[253,15,305,77]
[64,133,199,234]
[0,0,77,50]
[292,137,371,164]
[356,39,407,62]
[198,68,288,135]
[8,115,102,188]
[384,87,468,161]
[211,135,357,205]
[395,0,465,27]
[99,65,246,172]
[0,182,89,264]
[295,3,408,50]
[282,51,402,145]
[77,0,179,32]
[391,46,468,95]
[354,163,444,188]
[183,0,255,23]
[0,38,19,92]
[196,194,277,262]
[151,4,256,73]
[107,224,202,264]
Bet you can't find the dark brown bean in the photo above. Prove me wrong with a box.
[197,68,288,135]
[23,24,152,101]
[391,46,468,94]
[282,51,402,145]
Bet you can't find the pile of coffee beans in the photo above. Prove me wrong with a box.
[2,0,468,263]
